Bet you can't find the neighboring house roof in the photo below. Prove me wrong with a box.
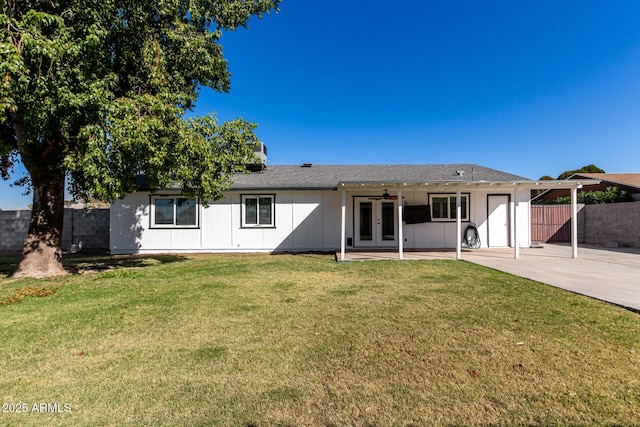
[230,164,530,191]
[569,173,640,189]
[532,173,640,203]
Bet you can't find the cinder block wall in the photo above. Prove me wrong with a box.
[0,208,110,253]
[62,209,110,251]
[584,201,640,247]
[0,210,31,252]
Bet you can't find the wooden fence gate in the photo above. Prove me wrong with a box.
[530,205,572,243]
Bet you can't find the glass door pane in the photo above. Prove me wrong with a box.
[381,202,395,241]
[359,202,373,241]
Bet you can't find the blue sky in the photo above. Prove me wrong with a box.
[2,0,640,208]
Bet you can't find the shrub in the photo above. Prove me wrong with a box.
[548,186,631,205]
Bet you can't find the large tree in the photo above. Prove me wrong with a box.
[1,0,279,277]
[556,164,605,180]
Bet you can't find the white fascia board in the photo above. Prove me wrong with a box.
[337,179,601,191]
[521,179,601,190]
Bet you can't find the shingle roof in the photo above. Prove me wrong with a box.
[230,164,530,190]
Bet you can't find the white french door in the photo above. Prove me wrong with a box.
[354,199,398,247]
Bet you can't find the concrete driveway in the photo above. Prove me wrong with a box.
[463,244,640,312]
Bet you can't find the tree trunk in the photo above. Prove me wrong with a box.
[12,173,68,278]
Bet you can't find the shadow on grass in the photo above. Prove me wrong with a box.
[270,250,338,261]
[64,254,188,274]
[0,253,188,278]
[0,255,20,278]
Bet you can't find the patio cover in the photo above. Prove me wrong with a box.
[337,179,601,262]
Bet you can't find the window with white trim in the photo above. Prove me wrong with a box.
[429,194,469,221]
[151,196,198,227]
[241,195,275,227]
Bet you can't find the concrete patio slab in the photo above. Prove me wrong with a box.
[464,244,640,312]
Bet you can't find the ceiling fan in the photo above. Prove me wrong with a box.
[368,190,403,201]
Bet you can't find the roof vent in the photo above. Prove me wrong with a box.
[301,162,312,168]
[456,170,464,176]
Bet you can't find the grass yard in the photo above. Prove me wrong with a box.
[0,253,639,426]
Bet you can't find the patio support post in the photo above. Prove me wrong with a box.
[513,187,519,259]
[456,188,462,260]
[341,190,346,261]
[398,189,403,260]
[571,186,578,258]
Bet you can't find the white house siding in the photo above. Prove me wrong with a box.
[110,188,531,254]
[110,190,342,254]
[110,192,148,254]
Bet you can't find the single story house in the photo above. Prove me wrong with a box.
[110,149,599,260]
[533,173,640,203]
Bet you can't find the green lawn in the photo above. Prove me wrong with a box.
[0,253,638,426]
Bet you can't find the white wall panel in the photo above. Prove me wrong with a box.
[322,191,342,248]
[110,193,148,254]
[292,192,323,249]
[201,197,233,249]
[169,229,202,249]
